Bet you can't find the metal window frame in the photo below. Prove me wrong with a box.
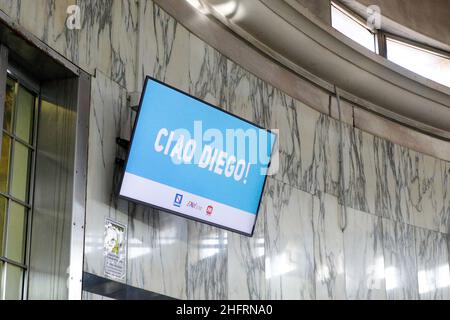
[0,57,40,300]
[331,1,450,65]
[0,45,7,157]
[0,9,90,299]
[68,70,90,300]
[331,1,379,54]
[0,53,91,301]
[384,32,450,60]
[331,1,372,31]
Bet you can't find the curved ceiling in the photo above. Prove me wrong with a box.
[352,0,450,49]
[196,0,450,140]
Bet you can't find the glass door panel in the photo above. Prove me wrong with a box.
[0,135,11,194]
[5,201,27,264]
[0,196,6,256]
[2,263,23,300]
[10,142,31,202]
[0,74,38,300]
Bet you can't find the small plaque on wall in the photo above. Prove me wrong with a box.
[103,218,127,282]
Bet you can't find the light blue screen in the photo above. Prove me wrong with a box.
[125,79,276,214]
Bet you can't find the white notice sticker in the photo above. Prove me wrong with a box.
[104,218,127,282]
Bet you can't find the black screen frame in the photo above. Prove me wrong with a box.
[118,76,277,237]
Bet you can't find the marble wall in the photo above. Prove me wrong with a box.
[0,0,448,300]
[0,0,138,90]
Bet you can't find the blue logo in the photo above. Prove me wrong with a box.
[173,194,183,207]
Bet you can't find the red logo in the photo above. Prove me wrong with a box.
[206,206,214,216]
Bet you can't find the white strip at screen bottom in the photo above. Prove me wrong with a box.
[120,172,258,235]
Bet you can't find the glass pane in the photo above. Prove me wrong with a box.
[15,85,35,143]
[10,142,30,202]
[3,263,23,300]
[3,78,16,133]
[0,196,6,256]
[5,202,26,263]
[0,134,11,194]
[0,261,3,296]
[331,5,376,52]
[386,38,450,88]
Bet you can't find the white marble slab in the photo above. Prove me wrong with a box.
[414,227,450,300]
[3,0,450,301]
[0,0,139,91]
[84,70,130,279]
[227,208,266,299]
[263,178,315,300]
[382,218,419,300]
[226,61,264,126]
[272,99,340,198]
[343,126,377,216]
[372,137,413,225]
[0,0,80,65]
[372,139,449,233]
[344,207,386,300]
[127,205,188,300]
[77,0,138,90]
[408,153,447,234]
[444,162,450,233]
[313,191,346,299]
[139,2,190,92]
[189,33,228,107]
[186,222,228,300]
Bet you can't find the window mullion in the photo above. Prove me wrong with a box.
[0,256,27,270]
[377,31,388,58]
[0,45,8,159]
[23,93,39,301]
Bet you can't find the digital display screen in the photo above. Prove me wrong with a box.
[119,78,276,236]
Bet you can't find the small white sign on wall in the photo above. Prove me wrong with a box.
[104,218,127,282]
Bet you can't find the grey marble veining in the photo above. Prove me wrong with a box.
[2,0,450,301]
[186,222,228,300]
[0,0,80,65]
[223,61,342,200]
[343,126,377,215]
[373,137,406,222]
[270,95,341,198]
[0,0,139,91]
[227,200,266,299]
[341,122,449,237]
[222,57,450,239]
[185,31,230,300]
[226,61,265,127]
[414,227,450,300]
[313,191,346,300]
[444,162,450,233]
[78,0,138,90]
[139,1,190,92]
[372,138,449,233]
[263,178,315,300]
[127,205,188,300]
[74,1,450,300]
[189,33,228,107]
[84,70,131,279]
[344,207,386,300]
[382,218,419,300]
[397,146,445,233]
